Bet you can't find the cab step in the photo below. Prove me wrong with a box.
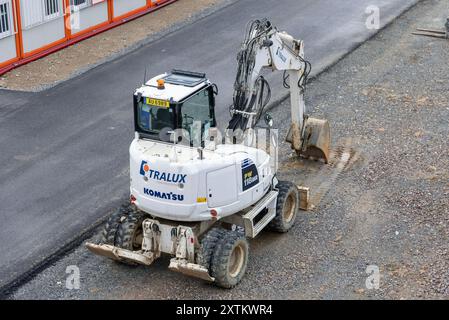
[242,190,278,238]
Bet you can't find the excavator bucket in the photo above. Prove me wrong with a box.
[286,117,330,164]
[300,117,331,163]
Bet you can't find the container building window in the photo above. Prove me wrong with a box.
[21,0,62,29]
[71,0,91,10]
[0,0,11,38]
[44,0,61,20]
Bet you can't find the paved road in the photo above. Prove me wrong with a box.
[0,0,418,293]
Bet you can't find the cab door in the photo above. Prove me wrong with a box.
[179,86,216,147]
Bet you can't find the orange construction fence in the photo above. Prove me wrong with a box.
[0,0,177,76]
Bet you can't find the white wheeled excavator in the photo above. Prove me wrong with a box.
[86,19,330,288]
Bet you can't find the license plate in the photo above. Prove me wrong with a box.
[146,98,170,108]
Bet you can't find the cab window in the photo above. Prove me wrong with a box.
[137,101,174,134]
[180,88,214,145]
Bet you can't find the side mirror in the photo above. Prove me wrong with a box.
[167,130,176,143]
[136,92,143,103]
[159,128,176,143]
[264,113,274,128]
[212,83,219,96]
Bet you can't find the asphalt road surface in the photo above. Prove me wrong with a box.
[0,0,418,294]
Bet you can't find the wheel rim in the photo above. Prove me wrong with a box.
[132,228,143,250]
[229,243,245,278]
[283,193,296,223]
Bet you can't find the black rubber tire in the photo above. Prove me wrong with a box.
[99,204,131,245]
[211,230,249,289]
[269,181,299,233]
[115,211,146,266]
[196,228,227,271]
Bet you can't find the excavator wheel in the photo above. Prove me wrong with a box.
[115,211,146,266]
[269,181,299,233]
[210,229,249,289]
[196,227,227,271]
[99,204,131,245]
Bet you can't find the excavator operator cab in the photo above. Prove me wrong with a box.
[133,70,217,146]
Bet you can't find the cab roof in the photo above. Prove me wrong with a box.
[135,70,209,103]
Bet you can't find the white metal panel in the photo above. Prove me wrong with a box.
[207,165,238,208]
[70,1,108,33]
[20,0,44,28]
[136,74,209,103]
[21,0,63,29]
[113,0,146,18]
[0,34,16,63]
[21,16,65,53]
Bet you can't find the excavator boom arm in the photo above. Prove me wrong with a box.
[228,19,330,163]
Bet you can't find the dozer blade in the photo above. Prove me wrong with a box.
[286,118,330,164]
[86,242,157,266]
[169,258,215,282]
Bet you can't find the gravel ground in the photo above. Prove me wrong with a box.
[9,0,449,300]
[0,0,232,92]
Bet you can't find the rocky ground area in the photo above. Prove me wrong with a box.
[0,0,231,92]
[9,0,449,299]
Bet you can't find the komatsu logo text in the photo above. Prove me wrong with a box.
[140,161,187,184]
[144,188,184,202]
